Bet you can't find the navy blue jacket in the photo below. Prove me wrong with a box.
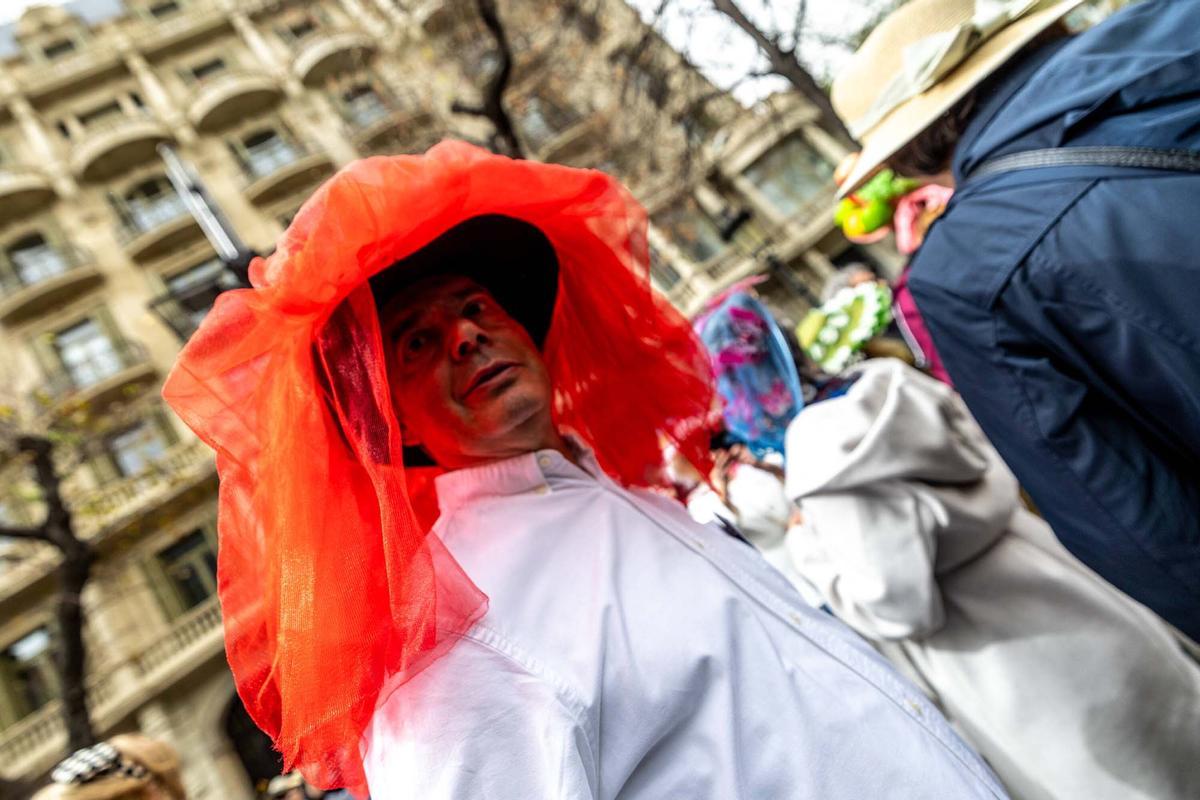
[909,0,1200,640]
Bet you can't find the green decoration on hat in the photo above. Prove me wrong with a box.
[797,282,894,373]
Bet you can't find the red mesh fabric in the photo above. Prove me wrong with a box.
[161,141,715,794]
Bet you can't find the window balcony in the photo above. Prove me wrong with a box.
[238,138,334,205]
[340,93,435,154]
[413,0,469,34]
[0,166,57,225]
[29,340,157,419]
[148,268,241,342]
[116,194,202,262]
[0,246,102,325]
[292,30,377,86]
[69,111,172,182]
[186,71,284,132]
[66,438,215,539]
[534,114,606,165]
[15,42,122,101]
[0,595,222,779]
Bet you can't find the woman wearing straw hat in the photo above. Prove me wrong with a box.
[832,0,1200,644]
[33,734,186,800]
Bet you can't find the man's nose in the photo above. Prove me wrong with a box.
[450,319,490,360]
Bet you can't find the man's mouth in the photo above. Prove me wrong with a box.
[462,361,519,399]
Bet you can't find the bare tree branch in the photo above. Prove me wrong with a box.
[451,0,525,158]
[0,524,47,542]
[709,0,856,145]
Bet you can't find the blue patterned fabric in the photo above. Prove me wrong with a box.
[697,293,804,458]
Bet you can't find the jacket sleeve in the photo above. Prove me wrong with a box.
[786,485,945,641]
[362,636,598,799]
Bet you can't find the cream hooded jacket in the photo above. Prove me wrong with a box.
[784,358,1200,800]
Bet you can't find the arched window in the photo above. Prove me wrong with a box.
[7,233,67,286]
[239,129,298,178]
[343,84,388,127]
[122,176,185,232]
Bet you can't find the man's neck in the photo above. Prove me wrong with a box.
[440,426,581,472]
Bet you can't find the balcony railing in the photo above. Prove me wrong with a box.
[66,438,215,538]
[237,137,333,204]
[0,245,91,298]
[187,70,283,132]
[0,166,57,224]
[70,110,171,182]
[149,270,241,342]
[0,595,222,774]
[239,136,305,182]
[30,339,153,414]
[119,193,189,239]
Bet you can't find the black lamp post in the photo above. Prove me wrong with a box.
[149,143,264,341]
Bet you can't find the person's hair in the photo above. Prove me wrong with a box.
[887,21,1073,179]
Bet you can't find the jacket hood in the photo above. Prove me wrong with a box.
[785,359,989,498]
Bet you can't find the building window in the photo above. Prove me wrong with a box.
[78,100,124,130]
[654,196,726,264]
[518,95,576,150]
[148,0,182,18]
[0,628,59,724]
[278,14,320,44]
[630,63,669,108]
[342,85,389,128]
[120,177,186,233]
[157,530,218,613]
[743,134,835,218]
[42,39,76,61]
[239,130,299,179]
[106,419,170,478]
[7,234,69,287]
[649,248,681,290]
[53,319,124,390]
[189,57,226,83]
[165,257,229,329]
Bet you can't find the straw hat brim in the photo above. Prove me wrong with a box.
[837,0,1082,197]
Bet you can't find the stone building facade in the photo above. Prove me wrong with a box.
[0,0,879,796]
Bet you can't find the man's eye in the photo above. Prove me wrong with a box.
[463,299,485,318]
[405,334,428,355]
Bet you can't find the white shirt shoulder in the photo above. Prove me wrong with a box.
[363,624,598,799]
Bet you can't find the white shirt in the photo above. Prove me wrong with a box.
[362,443,1006,799]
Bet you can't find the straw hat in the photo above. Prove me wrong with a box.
[832,0,1082,196]
[33,734,185,800]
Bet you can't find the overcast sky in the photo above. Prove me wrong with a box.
[628,0,896,103]
[2,0,888,104]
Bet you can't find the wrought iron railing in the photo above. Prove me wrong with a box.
[0,595,222,770]
[29,339,151,409]
[0,245,93,299]
[65,438,214,538]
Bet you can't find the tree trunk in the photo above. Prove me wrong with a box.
[18,435,98,753]
[57,541,95,752]
[710,0,857,146]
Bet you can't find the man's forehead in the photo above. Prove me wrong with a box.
[379,274,490,328]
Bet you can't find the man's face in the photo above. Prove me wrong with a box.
[379,275,555,469]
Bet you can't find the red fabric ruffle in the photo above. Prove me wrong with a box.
[162,142,715,794]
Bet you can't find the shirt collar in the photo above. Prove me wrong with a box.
[433,434,608,515]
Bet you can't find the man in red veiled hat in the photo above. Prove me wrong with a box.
[163,143,1006,799]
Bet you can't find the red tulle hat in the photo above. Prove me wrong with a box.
[161,141,716,794]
